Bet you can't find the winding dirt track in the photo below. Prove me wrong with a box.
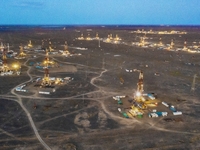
[1,51,200,149]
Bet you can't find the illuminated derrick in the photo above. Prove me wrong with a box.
[28,40,33,48]
[41,40,45,50]
[49,41,53,52]
[106,34,111,42]
[96,33,99,39]
[0,42,4,51]
[139,37,145,46]
[43,49,54,65]
[16,45,26,59]
[2,49,9,72]
[109,34,113,40]
[41,64,51,87]
[62,41,70,56]
[86,33,91,40]
[78,33,84,40]
[183,39,187,50]
[137,71,144,94]
[170,39,174,49]
[159,37,163,46]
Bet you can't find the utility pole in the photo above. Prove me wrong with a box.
[191,74,197,92]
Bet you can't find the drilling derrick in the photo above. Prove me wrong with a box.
[41,40,45,50]
[41,49,52,87]
[139,37,145,46]
[183,39,187,50]
[109,34,113,40]
[115,34,119,40]
[62,41,70,56]
[96,33,99,39]
[137,71,144,94]
[159,37,163,46]
[28,40,33,48]
[86,33,91,40]
[2,49,9,72]
[170,39,174,49]
[106,34,111,42]
[0,42,4,51]
[41,63,51,87]
[17,45,26,59]
[49,41,53,52]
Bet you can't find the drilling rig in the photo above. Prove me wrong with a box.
[1,49,9,73]
[41,49,52,87]
[28,40,33,48]
[41,62,51,87]
[137,71,144,94]
[43,49,55,66]
[96,33,99,39]
[170,39,174,49]
[62,41,70,56]
[183,39,188,50]
[49,41,54,52]
[15,45,26,59]
[158,37,163,46]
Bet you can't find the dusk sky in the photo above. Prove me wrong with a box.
[0,0,200,25]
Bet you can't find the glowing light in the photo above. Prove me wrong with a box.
[136,91,141,97]
[12,64,19,69]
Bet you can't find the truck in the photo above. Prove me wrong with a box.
[149,112,168,118]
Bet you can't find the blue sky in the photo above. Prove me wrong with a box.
[0,0,200,25]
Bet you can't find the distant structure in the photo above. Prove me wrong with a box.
[139,37,145,47]
[41,62,51,87]
[43,49,55,66]
[96,33,99,40]
[98,39,101,47]
[137,71,144,94]
[191,74,197,92]
[0,42,4,51]
[62,41,70,56]
[159,37,163,46]
[49,41,54,52]
[2,49,9,72]
[78,33,84,40]
[41,40,45,50]
[183,39,188,50]
[170,39,174,49]
[109,34,113,40]
[15,45,26,59]
[28,40,33,48]
[86,33,91,40]
[41,50,52,87]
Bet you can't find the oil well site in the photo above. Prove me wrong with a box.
[0,26,200,150]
